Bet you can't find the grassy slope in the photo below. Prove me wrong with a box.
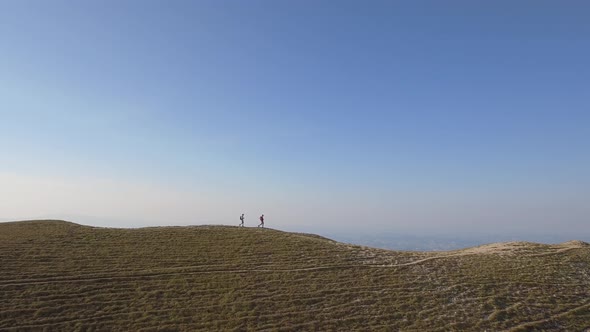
[0,220,589,331]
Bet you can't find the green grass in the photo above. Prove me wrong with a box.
[1,220,589,331]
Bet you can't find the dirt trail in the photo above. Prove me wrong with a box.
[1,242,584,288]
[504,301,590,332]
[0,252,479,287]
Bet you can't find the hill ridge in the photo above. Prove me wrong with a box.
[1,219,585,253]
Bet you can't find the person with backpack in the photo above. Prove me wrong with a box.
[239,213,245,227]
[258,214,264,228]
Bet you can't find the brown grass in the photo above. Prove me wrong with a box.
[0,220,589,331]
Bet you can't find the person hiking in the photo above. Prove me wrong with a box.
[239,213,244,227]
[258,214,264,228]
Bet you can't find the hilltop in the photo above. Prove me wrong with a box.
[0,220,589,331]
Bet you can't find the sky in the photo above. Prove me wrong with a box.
[1,1,589,241]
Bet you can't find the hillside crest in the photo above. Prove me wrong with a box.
[1,219,586,253]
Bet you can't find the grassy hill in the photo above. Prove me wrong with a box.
[1,220,589,331]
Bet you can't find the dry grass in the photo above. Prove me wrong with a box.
[1,220,589,331]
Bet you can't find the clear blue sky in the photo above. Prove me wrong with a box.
[1,1,589,239]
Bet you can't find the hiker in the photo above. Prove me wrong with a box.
[258,214,264,228]
[239,213,244,227]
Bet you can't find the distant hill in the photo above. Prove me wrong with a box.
[1,220,589,331]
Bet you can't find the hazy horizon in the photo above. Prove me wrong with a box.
[1,216,588,251]
[2,1,589,241]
